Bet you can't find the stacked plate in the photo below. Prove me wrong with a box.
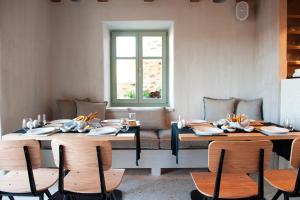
[193,126,224,136]
[26,127,56,136]
[87,127,119,136]
[259,126,289,135]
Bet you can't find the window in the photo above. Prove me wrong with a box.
[111,31,168,107]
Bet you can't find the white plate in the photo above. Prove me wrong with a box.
[50,119,72,124]
[193,127,223,136]
[188,120,207,124]
[26,127,56,135]
[101,119,121,123]
[87,127,119,136]
[260,126,289,135]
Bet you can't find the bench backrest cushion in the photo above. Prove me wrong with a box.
[203,97,235,121]
[128,107,167,130]
[235,98,263,120]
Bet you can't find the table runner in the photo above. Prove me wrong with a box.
[14,126,141,166]
[171,122,294,164]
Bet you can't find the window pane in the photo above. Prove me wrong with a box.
[143,59,162,99]
[143,36,162,57]
[116,59,136,99]
[116,36,136,57]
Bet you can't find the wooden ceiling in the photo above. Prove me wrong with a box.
[50,0,202,2]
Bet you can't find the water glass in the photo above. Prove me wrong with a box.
[120,118,129,132]
[284,118,294,131]
[27,118,33,133]
[226,113,235,122]
[37,114,42,124]
[128,113,136,120]
[22,118,28,130]
[42,114,47,126]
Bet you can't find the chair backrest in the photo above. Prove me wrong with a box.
[290,138,300,168]
[208,140,273,173]
[51,137,112,171]
[0,140,41,170]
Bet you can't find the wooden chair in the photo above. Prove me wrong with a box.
[191,140,273,200]
[0,140,57,200]
[51,138,125,200]
[264,138,300,200]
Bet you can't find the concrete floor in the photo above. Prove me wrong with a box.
[1,168,299,200]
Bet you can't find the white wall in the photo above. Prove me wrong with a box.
[0,0,283,134]
[281,79,300,130]
[255,0,282,123]
[0,0,52,133]
[50,0,269,120]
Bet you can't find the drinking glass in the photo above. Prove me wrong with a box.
[284,118,294,131]
[128,113,136,120]
[37,114,42,124]
[27,118,33,133]
[120,118,129,132]
[226,113,235,122]
[42,114,47,126]
[22,118,29,130]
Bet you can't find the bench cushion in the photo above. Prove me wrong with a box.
[128,108,167,130]
[203,97,235,121]
[111,130,159,150]
[158,129,209,149]
[235,98,263,120]
[76,101,107,121]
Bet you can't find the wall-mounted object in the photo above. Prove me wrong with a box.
[236,1,249,21]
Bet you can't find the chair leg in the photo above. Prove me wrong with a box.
[272,190,283,200]
[8,196,15,200]
[39,194,44,200]
[45,190,55,200]
[284,193,289,200]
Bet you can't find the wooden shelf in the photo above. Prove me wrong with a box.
[288,61,300,65]
[288,45,300,49]
[288,30,300,35]
[288,15,300,19]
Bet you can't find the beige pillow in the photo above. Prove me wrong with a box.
[128,107,167,130]
[235,98,263,120]
[203,97,235,121]
[75,101,107,120]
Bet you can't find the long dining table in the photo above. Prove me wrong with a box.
[171,122,300,164]
[2,125,142,166]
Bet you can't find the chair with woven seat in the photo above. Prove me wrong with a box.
[51,137,125,200]
[264,138,300,200]
[191,140,273,200]
[0,140,57,200]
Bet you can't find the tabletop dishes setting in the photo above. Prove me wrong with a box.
[176,113,294,136]
[21,112,139,137]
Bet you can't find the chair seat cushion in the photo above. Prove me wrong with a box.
[203,97,235,121]
[111,130,159,150]
[0,168,58,193]
[264,169,297,192]
[158,129,209,149]
[191,172,258,199]
[64,169,125,193]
